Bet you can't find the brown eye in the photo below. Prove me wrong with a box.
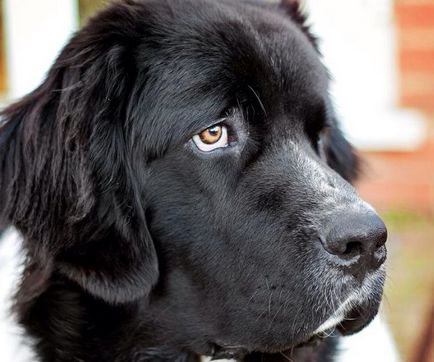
[192,124,229,152]
[199,125,223,144]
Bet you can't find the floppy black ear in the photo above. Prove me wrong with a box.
[323,122,361,184]
[0,2,158,304]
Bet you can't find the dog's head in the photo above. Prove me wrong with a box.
[0,0,387,358]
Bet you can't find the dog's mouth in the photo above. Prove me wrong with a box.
[293,333,328,348]
[209,272,384,360]
[292,301,377,347]
[336,306,375,336]
[280,307,372,356]
[209,305,375,360]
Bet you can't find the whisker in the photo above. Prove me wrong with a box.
[279,351,294,362]
[247,85,267,117]
[268,289,274,314]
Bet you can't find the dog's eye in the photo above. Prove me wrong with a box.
[192,124,228,152]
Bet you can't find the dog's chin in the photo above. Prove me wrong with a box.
[273,302,381,354]
[206,267,386,360]
[336,303,380,336]
[209,305,380,360]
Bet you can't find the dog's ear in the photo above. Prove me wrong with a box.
[323,122,361,184]
[0,2,158,304]
[275,0,318,49]
[278,0,306,23]
[244,0,318,49]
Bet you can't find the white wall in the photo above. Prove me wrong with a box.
[3,0,79,99]
[304,0,426,150]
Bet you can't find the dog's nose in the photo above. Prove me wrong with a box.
[321,210,387,274]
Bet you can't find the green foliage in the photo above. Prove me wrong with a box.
[381,209,433,231]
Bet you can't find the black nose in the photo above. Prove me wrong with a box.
[321,210,387,275]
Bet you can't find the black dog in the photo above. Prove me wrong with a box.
[0,0,387,361]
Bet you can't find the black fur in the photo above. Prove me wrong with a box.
[0,1,385,361]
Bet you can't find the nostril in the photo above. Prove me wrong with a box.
[375,225,388,249]
[376,239,385,250]
[374,245,387,268]
[343,241,363,257]
[319,236,362,260]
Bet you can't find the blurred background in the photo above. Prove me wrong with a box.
[0,0,432,361]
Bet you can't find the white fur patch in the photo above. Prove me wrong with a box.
[336,315,401,362]
[0,229,38,362]
[314,292,359,335]
[201,357,236,362]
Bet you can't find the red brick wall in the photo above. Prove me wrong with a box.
[396,0,434,111]
[357,129,434,214]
